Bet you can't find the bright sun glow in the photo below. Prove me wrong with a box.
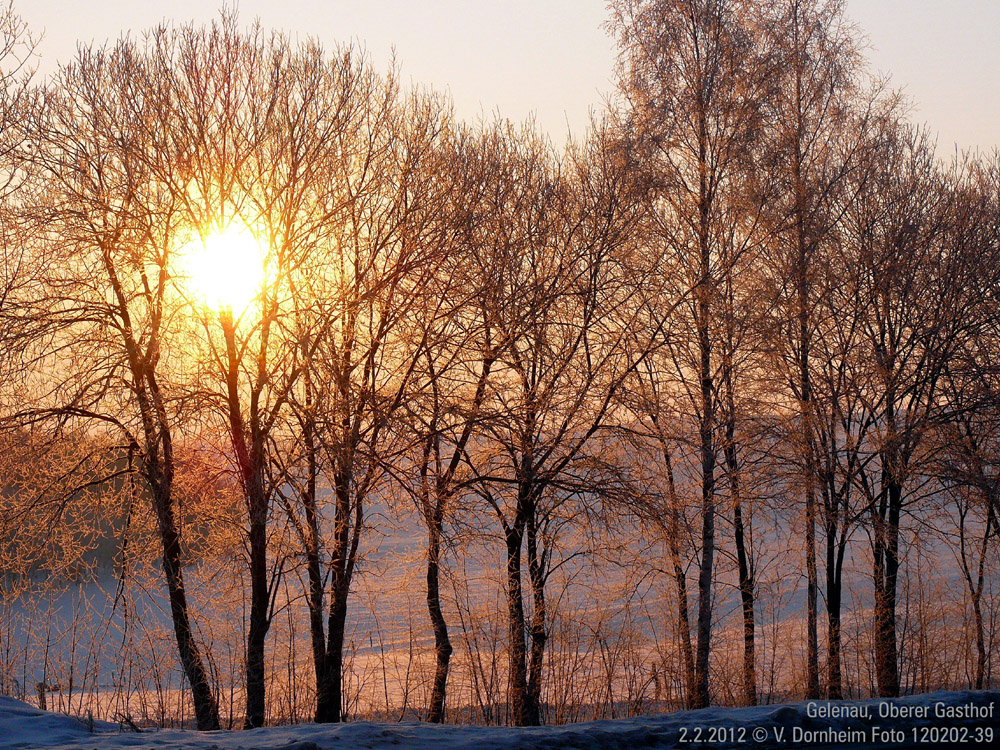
[180,223,269,315]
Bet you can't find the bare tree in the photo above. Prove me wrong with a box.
[759,0,899,698]
[152,19,302,727]
[388,123,515,723]
[451,119,649,725]
[273,77,456,723]
[609,0,774,708]
[14,34,223,728]
[927,154,1000,691]
[844,129,998,697]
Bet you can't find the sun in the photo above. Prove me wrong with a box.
[180,223,269,315]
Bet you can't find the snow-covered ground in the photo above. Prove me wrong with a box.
[1,690,997,749]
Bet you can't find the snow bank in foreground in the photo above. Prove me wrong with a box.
[1,690,997,749]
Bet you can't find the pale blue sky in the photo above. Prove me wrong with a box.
[17,1,999,152]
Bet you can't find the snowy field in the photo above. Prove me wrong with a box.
[1,690,997,750]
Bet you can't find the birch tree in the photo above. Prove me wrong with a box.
[609,0,774,707]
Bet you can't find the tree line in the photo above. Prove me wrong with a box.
[1,0,998,730]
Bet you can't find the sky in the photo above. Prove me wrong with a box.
[15,1,999,153]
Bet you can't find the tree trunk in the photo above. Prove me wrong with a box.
[121,285,221,730]
[825,545,843,700]
[804,464,819,698]
[973,590,986,691]
[139,371,220,731]
[155,483,221,730]
[298,366,328,693]
[301,434,328,716]
[723,312,755,707]
[505,519,530,726]
[729,457,756,706]
[315,471,359,723]
[824,485,849,701]
[693,449,716,710]
[220,313,271,729]
[426,519,453,722]
[316,591,348,722]
[972,501,993,690]
[669,530,696,707]
[661,446,696,707]
[525,504,546,726]
[964,497,991,691]
[421,353,492,722]
[790,35,820,696]
[796,194,819,701]
[692,149,716,711]
[873,479,901,697]
[244,487,270,728]
[803,468,819,696]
